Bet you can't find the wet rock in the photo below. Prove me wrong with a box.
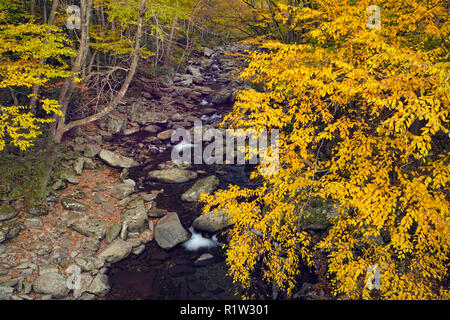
[121,198,148,233]
[147,168,197,184]
[181,175,219,202]
[98,239,133,263]
[110,183,134,200]
[87,274,110,297]
[106,222,122,243]
[154,212,190,250]
[192,209,233,233]
[0,204,18,222]
[98,149,139,168]
[70,219,109,239]
[61,198,90,211]
[32,272,69,298]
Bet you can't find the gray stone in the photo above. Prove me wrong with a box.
[83,144,101,158]
[110,183,134,200]
[126,100,147,123]
[181,175,219,202]
[73,157,84,175]
[32,272,69,298]
[73,273,94,299]
[136,112,168,126]
[98,239,133,263]
[51,179,68,191]
[192,209,233,233]
[143,125,162,134]
[61,198,90,211]
[0,204,18,222]
[70,219,109,239]
[106,222,122,243]
[98,149,139,168]
[98,114,127,135]
[0,286,14,300]
[26,205,49,216]
[87,274,110,297]
[203,47,214,57]
[147,168,197,184]
[132,244,146,255]
[121,198,148,233]
[154,212,190,250]
[157,129,174,141]
[24,217,43,228]
[61,170,80,184]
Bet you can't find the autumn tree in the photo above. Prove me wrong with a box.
[202,0,449,299]
[0,0,75,151]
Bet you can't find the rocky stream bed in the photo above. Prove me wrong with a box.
[0,43,329,300]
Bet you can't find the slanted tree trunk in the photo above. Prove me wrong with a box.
[53,0,147,143]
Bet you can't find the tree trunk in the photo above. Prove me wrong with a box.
[53,0,147,142]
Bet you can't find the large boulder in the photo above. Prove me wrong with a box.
[98,149,139,168]
[32,272,70,298]
[192,209,233,233]
[154,212,190,250]
[181,176,219,202]
[126,100,147,123]
[0,286,14,300]
[147,168,197,184]
[98,239,133,263]
[70,219,109,239]
[121,198,148,233]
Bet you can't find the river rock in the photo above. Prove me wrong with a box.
[0,286,14,300]
[212,88,232,105]
[98,149,139,168]
[192,209,233,232]
[154,212,190,250]
[181,175,219,202]
[61,198,90,211]
[70,219,109,239]
[83,145,101,158]
[0,204,18,222]
[110,183,134,200]
[147,168,197,184]
[87,274,110,297]
[106,222,122,243]
[137,112,168,126]
[26,205,49,217]
[126,100,147,123]
[73,273,94,299]
[98,113,127,135]
[0,225,20,244]
[143,124,162,134]
[157,129,174,141]
[32,272,69,298]
[98,239,133,263]
[121,198,148,233]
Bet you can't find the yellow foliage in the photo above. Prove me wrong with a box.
[202,0,449,299]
